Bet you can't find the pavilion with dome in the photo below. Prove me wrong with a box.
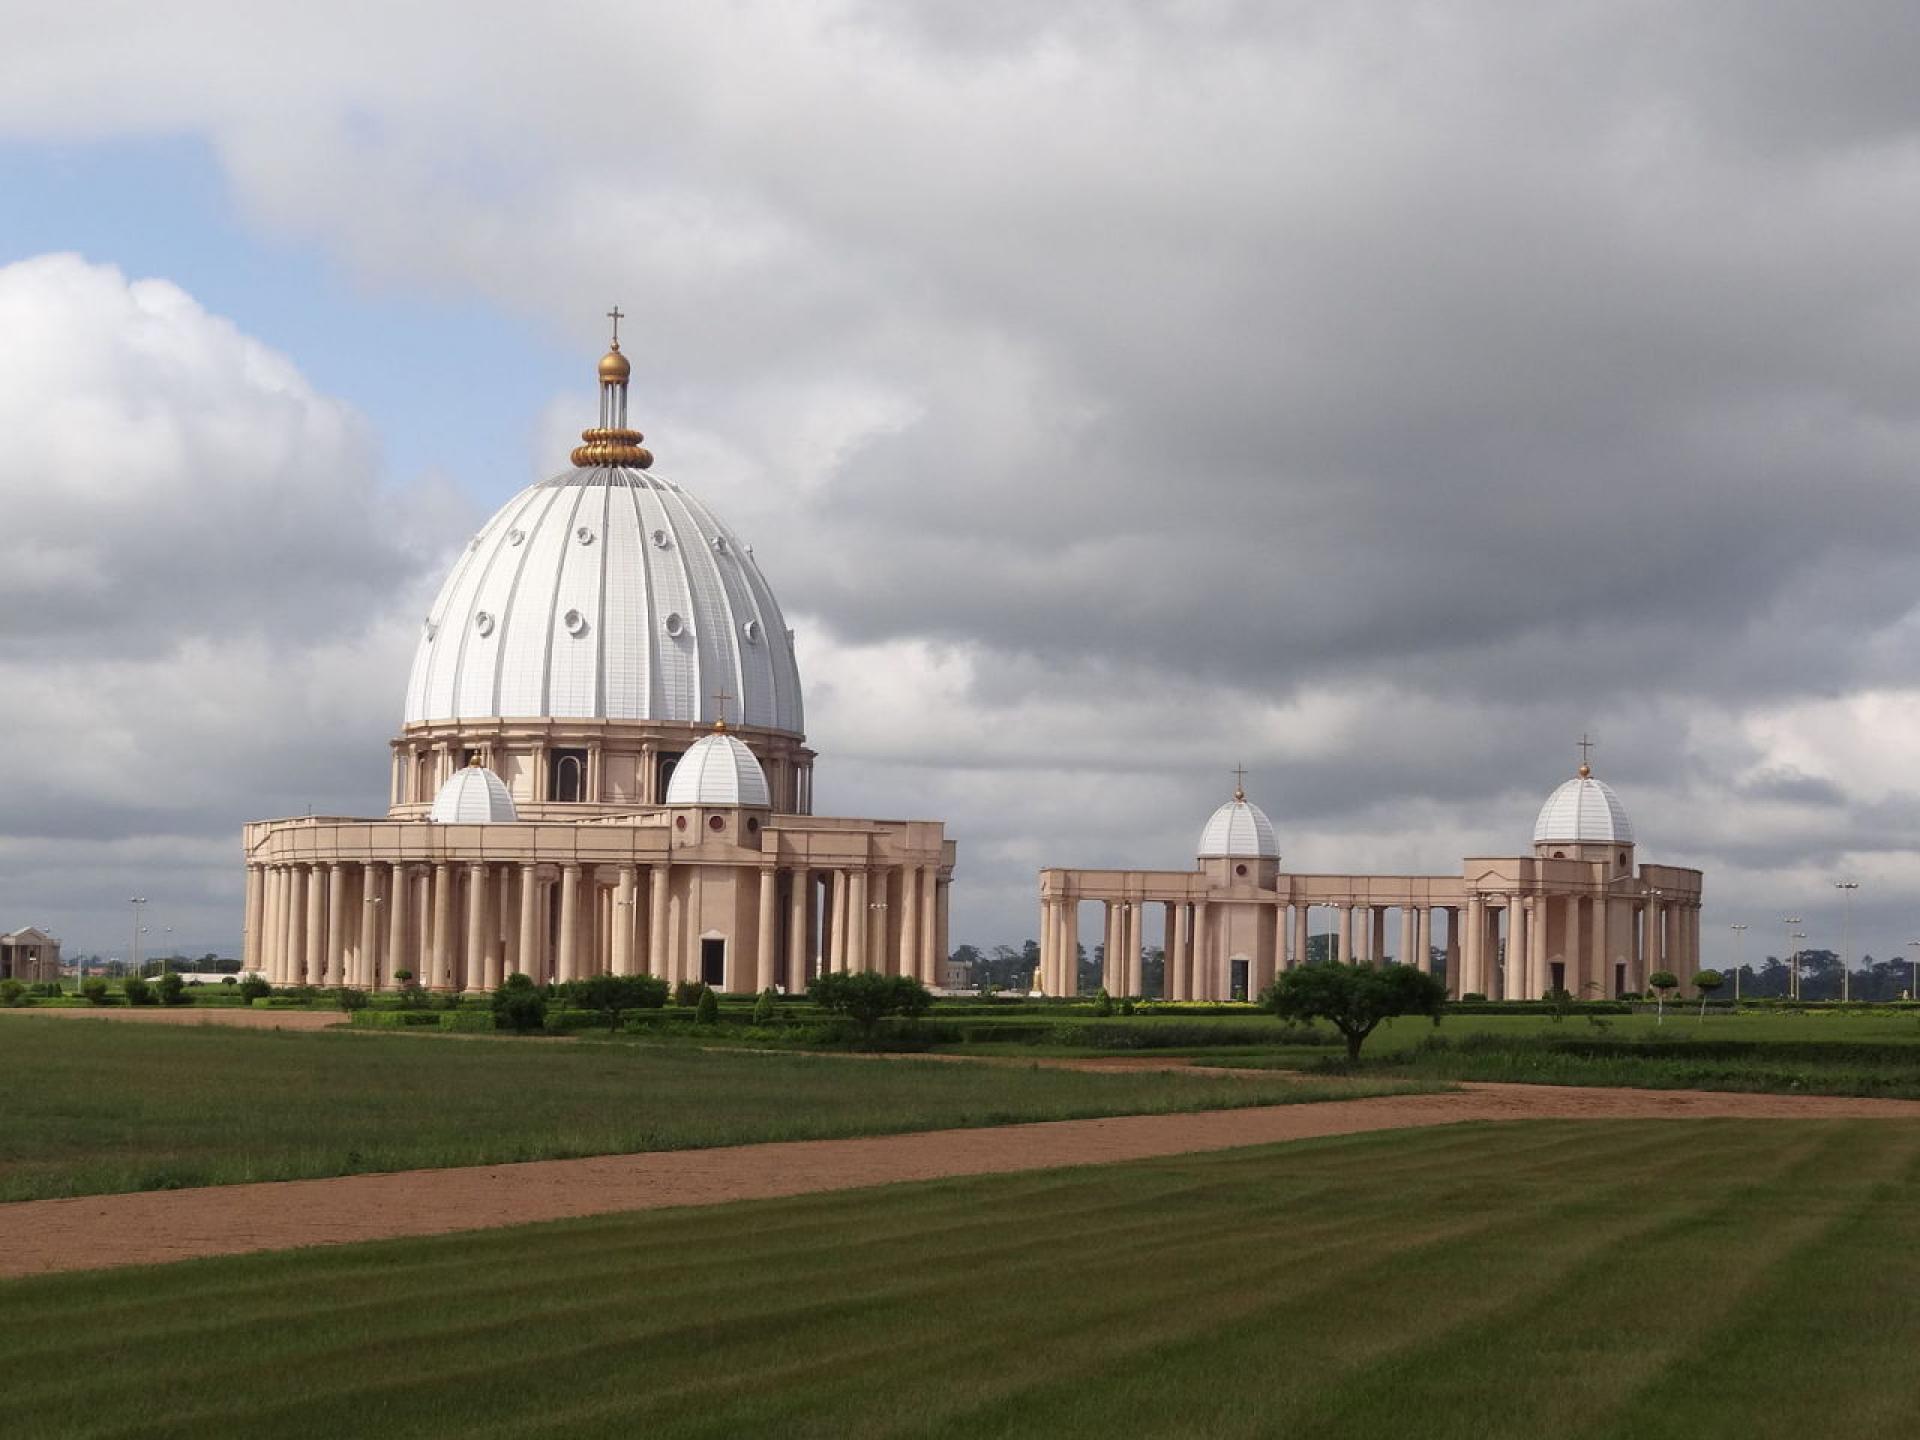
[242,324,955,993]
[1036,755,1702,1002]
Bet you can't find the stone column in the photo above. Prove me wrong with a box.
[259,866,279,983]
[1292,904,1310,971]
[1462,894,1486,997]
[646,865,669,978]
[1444,907,1462,995]
[1192,901,1211,1000]
[828,871,847,972]
[1590,893,1611,999]
[934,877,950,981]
[1687,905,1702,986]
[1371,907,1388,968]
[429,863,452,990]
[466,863,490,992]
[1162,901,1179,1000]
[848,869,870,973]
[243,864,264,975]
[756,867,778,994]
[357,865,381,989]
[900,865,921,985]
[1399,906,1417,971]
[612,866,637,977]
[787,869,809,991]
[1329,905,1345,964]
[385,863,410,987]
[512,864,536,980]
[1646,901,1665,983]
[1417,906,1433,976]
[919,868,940,986]
[1059,898,1080,997]
[557,864,581,985]
[1123,902,1142,996]
[1099,902,1117,992]
[1526,897,1547,998]
[321,864,345,987]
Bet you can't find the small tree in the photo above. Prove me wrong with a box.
[334,985,368,1013]
[1261,962,1447,1062]
[1693,969,1724,1019]
[491,973,548,1033]
[81,977,110,1006]
[751,987,777,1026]
[1648,970,1678,1023]
[237,973,271,1003]
[807,972,932,1040]
[695,988,721,1026]
[123,975,156,1007]
[157,972,191,1006]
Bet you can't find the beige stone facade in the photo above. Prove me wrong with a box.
[0,927,60,984]
[1038,773,1703,1003]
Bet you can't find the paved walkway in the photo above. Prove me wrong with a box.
[6,1082,1919,1281]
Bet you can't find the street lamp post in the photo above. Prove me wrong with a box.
[129,897,147,981]
[1791,932,1807,1000]
[1729,924,1748,1002]
[1907,940,1920,1003]
[1781,916,1802,1000]
[1835,881,1859,1004]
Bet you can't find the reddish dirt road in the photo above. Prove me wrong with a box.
[0,1006,341,1030]
[6,1082,1918,1281]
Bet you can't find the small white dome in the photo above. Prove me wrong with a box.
[429,766,519,824]
[1533,773,1633,845]
[666,731,772,807]
[1198,796,1279,859]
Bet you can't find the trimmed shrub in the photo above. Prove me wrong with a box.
[0,979,27,1007]
[30,982,63,998]
[752,987,777,1026]
[81,978,110,1005]
[1092,987,1115,1017]
[350,1010,443,1029]
[156,973,190,1006]
[695,988,720,1026]
[807,972,933,1040]
[566,974,670,1030]
[237,973,271,1003]
[673,980,710,1008]
[492,974,548,1034]
[440,1010,495,1033]
[335,986,369,1013]
[123,975,156,1006]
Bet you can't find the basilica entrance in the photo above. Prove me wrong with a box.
[1229,957,1249,1002]
[701,938,726,989]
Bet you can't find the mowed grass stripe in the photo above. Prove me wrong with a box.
[0,1021,1426,1200]
[11,1122,1912,1439]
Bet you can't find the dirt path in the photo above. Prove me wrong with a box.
[0,1005,343,1030]
[6,1083,1919,1281]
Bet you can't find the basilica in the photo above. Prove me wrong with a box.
[242,327,956,992]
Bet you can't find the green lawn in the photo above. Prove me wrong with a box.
[0,1021,1423,1202]
[5,1120,1917,1438]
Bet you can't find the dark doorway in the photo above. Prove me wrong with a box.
[1614,962,1626,998]
[1229,957,1249,1003]
[1550,961,1566,994]
[701,938,726,989]
[550,748,588,803]
[656,751,683,800]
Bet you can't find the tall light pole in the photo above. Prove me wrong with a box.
[1907,940,1920,1002]
[1835,881,1859,1003]
[1729,924,1748,1002]
[129,897,147,980]
[1781,916,1802,1000]
[1791,932,1807,1000]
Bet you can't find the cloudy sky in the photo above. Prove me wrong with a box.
[4,2,1920,967]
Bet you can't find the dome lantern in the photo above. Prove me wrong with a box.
[1198,771,1279,860]
[572,304,653,469]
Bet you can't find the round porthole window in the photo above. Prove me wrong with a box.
[507,528,526,546]
[651,529,670,549]
[674,815,688,831]
[746,817,759,834]
[743,619,760,643]
[474,611,495,637]
[575,526,595,545]
[563,608,588,637]
[664,612,685,637]
[708,814,725,832]
[711,536,729,554]
[1235,863,1248,877]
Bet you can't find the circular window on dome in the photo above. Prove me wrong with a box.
[674,815,688,831]
[422,618,437,641]
[711,536,729,554]
[507,528,525,546]
[708,814,725,832]
[474,611,495,638]
[664,612,685,638]
[743,619,760,644]
[1234,863,1248,877]
[746,817,759,834]
[575,526,595,545]
[563,609,589,637]
[651,529,670,549]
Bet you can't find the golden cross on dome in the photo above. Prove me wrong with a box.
[1577,733,1595,777]
[712,686,734,730]
[606,304,625,348]
[1231,763,1248,801]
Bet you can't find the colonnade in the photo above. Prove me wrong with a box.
[245,859,947,992]
[1033,892,1704,1002]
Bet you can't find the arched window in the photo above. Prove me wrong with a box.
[550,749,588,803]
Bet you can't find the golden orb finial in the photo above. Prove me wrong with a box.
[598,347,631,383]
[1578,763,1592,779]
[572,304,654,469]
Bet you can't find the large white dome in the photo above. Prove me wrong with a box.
[1198,796,1279,859]
[665,731,772,807]
[1534,773,1634,845]
[403,469,803,733]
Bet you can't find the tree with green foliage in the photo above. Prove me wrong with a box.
[569,974,669,1031]
[696,988,720,1026]
[807,972,932,1039]
[237,973,271,1003]
[80,977,110,1005]
[1261,962,1446,1062]
[157,973,191,1006]
[491,973,548,1033]
[123,975,155,1006]
[751,988,777,1026]
[1092,987,1114,1017]
[1648,970,1678,1023]
[0,979,27,1008]
[1693,969,1724,1018]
